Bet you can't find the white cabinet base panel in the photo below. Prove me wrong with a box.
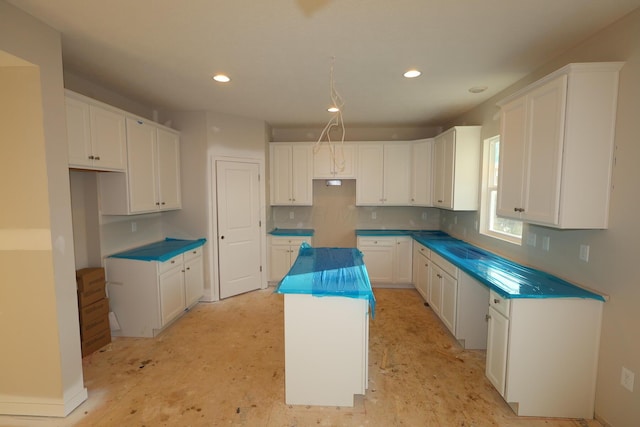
[284,294,369,407]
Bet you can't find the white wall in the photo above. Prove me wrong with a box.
[0,0,86,416]
[442,8,640,426]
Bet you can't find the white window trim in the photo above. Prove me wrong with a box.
[480,135,522,245]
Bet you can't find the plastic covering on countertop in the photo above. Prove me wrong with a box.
[275,242,376,317]
[416,236,605,301]
[108,238,207,262]
[269,228,315,236]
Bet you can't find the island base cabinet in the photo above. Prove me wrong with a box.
[284,294,368,407]
[487,293,603,418]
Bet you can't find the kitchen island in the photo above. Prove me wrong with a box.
[275,244,375,407]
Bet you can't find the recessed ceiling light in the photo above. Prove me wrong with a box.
[403,69,422,78]
[213,74,231,83]
[468,86,488,93]
[327,106,340,113]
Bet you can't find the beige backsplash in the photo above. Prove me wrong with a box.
[271,180,440,247]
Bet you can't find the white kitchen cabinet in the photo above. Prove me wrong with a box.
[98,117,181,215]
[485,290,603,418]
[428,252,489,349]
[269,236,311,282]
[65,90,127,171]
[270,143,313,205]
[496,62,623,229]
[313,143,356,178]
[356,142,411,205]
[357,236,412,285]
[410,138,433,206]
[412,243,431,302]
[106,245,204,337]
[432,126,481,210]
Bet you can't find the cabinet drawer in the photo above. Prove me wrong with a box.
[159,254,183,274]
[489,290,511,318]
[415,243,430,259]
[430,252,458,277]
[271,237,308,247]
[357,237,395,247]
[183,246,202,262]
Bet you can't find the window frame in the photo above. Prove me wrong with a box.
[479,135,522,245]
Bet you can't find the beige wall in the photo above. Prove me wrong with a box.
[442,8,640,426]
[0,0,86,416]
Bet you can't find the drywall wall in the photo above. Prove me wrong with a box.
[441,8,640,426]
[0,0,86,416]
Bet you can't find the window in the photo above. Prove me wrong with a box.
[480,136,522,244]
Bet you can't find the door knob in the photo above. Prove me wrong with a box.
[221,236,225,239]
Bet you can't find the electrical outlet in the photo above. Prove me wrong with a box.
[131,222,137,232]
[542,236,550,251]
[454,216,458,224]
[526,233,537,247]
[289,211,294,220]
[579,244,590,262]
[421,211,427,220]
[621,367,635,392]
[371,211,376,220]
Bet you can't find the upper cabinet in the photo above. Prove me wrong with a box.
[270,143,313,206]
[313,143,356,179]
[410,138,433,206]
[65,90,127,171]
[356,142,411,206]
[432,126,481,211]
[496,62,623,229]
[99,117,182,215]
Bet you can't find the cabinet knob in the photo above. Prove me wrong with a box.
[186,267,190,271]
[88,155,94,160]
[94,156,100,160]
[437,199,443,203]
[171,260,175,264]
[485,314,491,321]
[161,202,166,205]
[156,202,160,205]
[494,298,500,304]
[221,236,225,239]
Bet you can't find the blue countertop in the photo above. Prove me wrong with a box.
[109,238,206,262]
[356,229,605,302]
[269,228,315,237]
[275,243,376,316]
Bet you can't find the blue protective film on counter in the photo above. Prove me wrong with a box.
[269,228,315,237]
[109,238,206,262]
[414,234,605,301]
[275,243,376,317]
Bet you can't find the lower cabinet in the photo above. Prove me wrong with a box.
[412,243,431,302]
[106,246,204,337]
[269,236,312,282]
[428,252,489,349]
[357,236,412,286]
[485,290,603,418]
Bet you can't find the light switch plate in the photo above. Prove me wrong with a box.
[621,367,635,392]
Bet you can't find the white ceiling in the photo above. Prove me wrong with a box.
[8,0,640,127]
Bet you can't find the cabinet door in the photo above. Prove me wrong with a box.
[184,254,204,307]
[497,96,527,218]
[270,144,293,205]
[383,143,412,205]
[126,118,158,213]
[90,105,127,171]
[434,130,455,209]
[66,96,93,168]
[411,139,433,206]
[291,145,313,205]
[394,237,413,283]
[358,240,394,283]
[356,144,384,205]
[522,75,567,225]
[313,143,356,178]
[270,244,294,281]
[414,251,430,302]
[156,128,182,210]
[159,265,186,326]
[486,306,509,396]
[429,265,443,316]
[440,271,458,334]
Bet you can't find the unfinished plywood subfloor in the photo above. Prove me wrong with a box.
[0,288,603,427]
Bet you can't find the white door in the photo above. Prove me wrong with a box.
[217,160,262,299]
